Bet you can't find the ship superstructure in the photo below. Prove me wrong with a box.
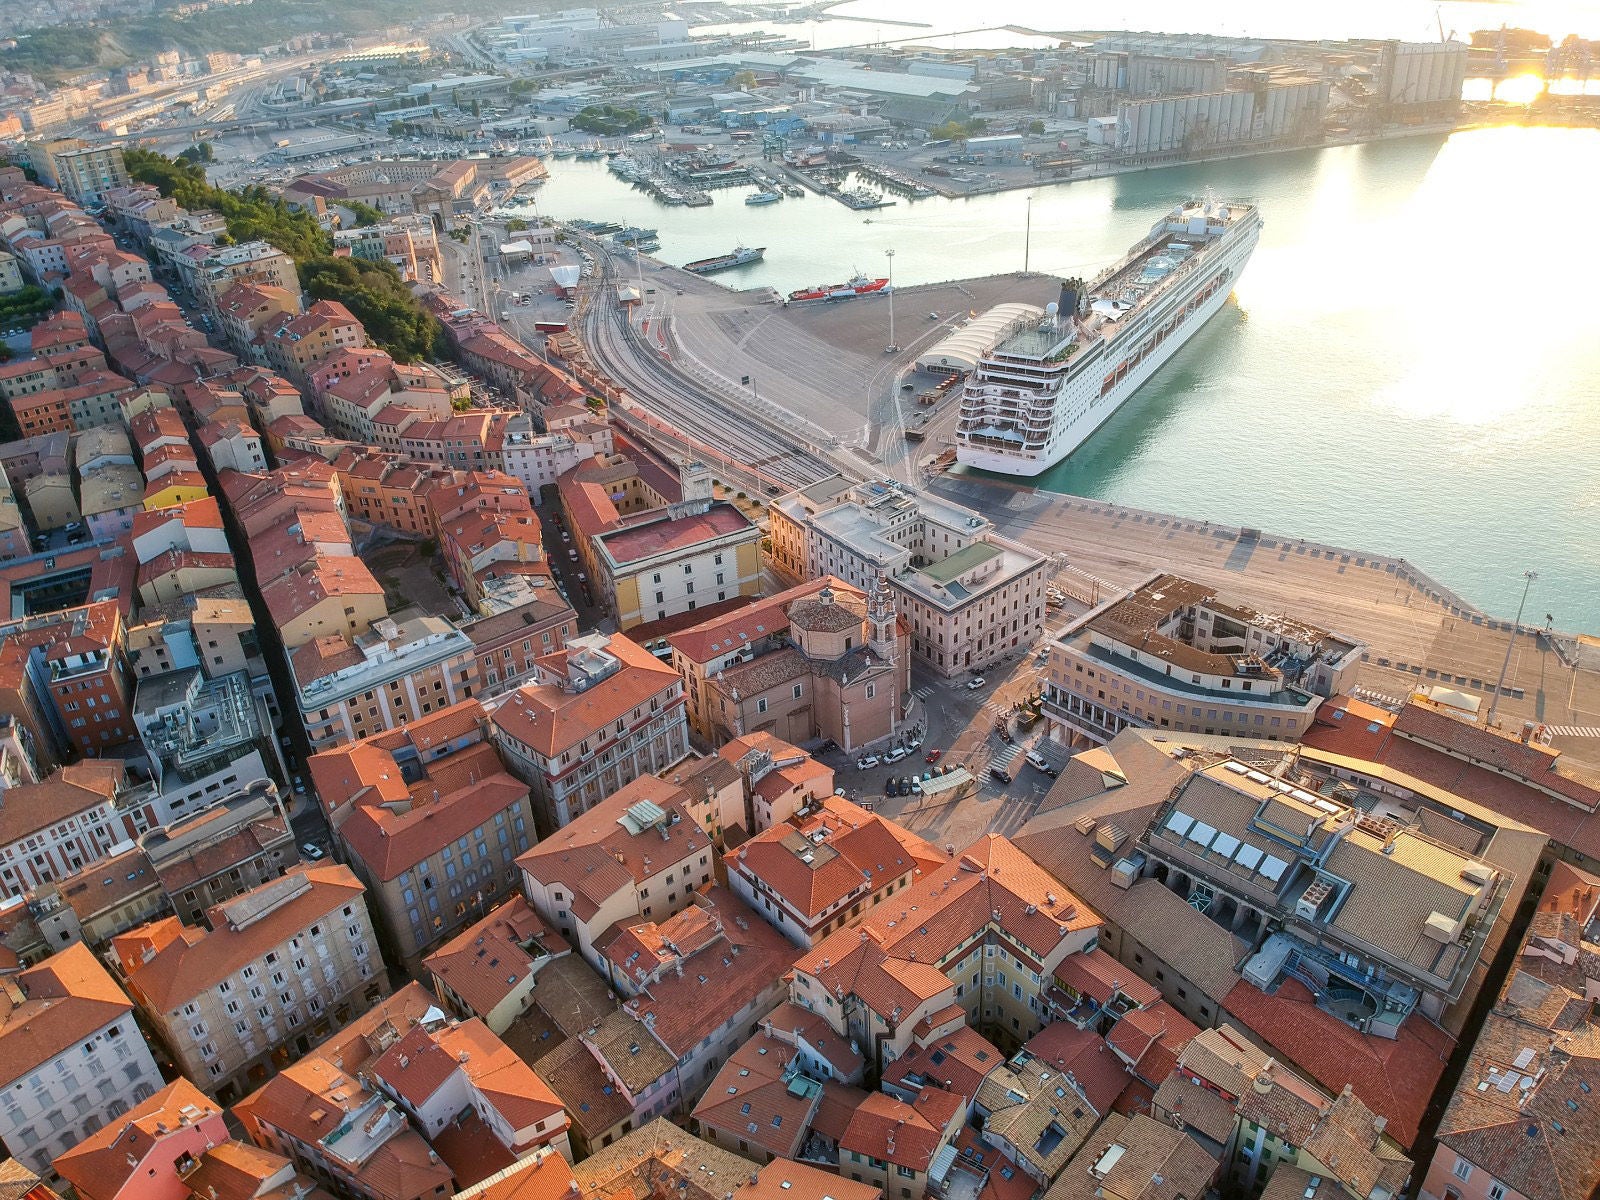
[956,196,1261,476]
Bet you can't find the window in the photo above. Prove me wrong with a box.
[1488,1186,1505,1200]
[1452,1162,1472,1183]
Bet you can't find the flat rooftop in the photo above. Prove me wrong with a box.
[597,502,754,567]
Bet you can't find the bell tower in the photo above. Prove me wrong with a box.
[867,574,897,658]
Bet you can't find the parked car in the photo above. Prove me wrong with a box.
[910,777,923,794]
[925,749,942,763]
[883,746,910,764]
[856,754,880,769]
[302,843,325,860]
[966,676,986,690]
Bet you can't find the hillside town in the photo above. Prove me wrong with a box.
[0,6,1596,1200]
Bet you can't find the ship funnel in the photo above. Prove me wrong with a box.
[1058,279,1085,320]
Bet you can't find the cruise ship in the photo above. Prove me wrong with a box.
[956,196,1261,476]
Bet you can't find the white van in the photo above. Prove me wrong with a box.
[1025,750,1057,777]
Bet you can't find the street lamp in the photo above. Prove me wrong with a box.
[884,248,897,354]
[1485,569,1537,728]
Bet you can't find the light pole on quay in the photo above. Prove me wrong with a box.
[884,248,898,353]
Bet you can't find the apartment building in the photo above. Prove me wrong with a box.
[0,942,165,1177]
[110,864,385,1104]
[0,601,139,764]
[215,282,301,360]
[139,779,297,926]
[791,834,1101,1069]
[332,214,441,283]
[357,1010,572,1172]
[260,300,367,389]
[489,631,689,832]
[1173,1025,1413,1200]
[1048,1113,1221,1200]
[309,700,537,967]
[232,985,455,1200]
[0,761,133,892]
[595,885,798,1101]
[132,668,276,822]
[1420,865,1600,1200]
[291,609,480,751]
[54,1079,228,1200]
[458,597,575,698]
[423,895,567,1035]
[726,794,947,948]
[515,774,715,973]
[38,141,130,206]
[181,241,298,313]
[1043,572,1364,748]
[560,459,761,630]
[770,477,1048,676]
[838,1088,964,1200]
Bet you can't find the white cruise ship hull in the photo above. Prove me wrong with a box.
[957,207,1260,478]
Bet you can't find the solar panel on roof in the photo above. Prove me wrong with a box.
[1165,811,1195,837]
[1246,771,1271,784]
[1224,762,1249,775]
[1187,821,1218,847]
[1259,855,1289,882]
[1212,832,1241,858]
[1234,844,1264,870]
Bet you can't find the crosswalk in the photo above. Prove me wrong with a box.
[1546,725,1600,738]
[913,686,935,700]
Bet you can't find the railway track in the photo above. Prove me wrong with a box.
[575,242,838,495]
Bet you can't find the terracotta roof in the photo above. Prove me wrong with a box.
[339,746,529,882]
[424,896,565,1020]
[180,1140,335,1200]
[691,1033,816,1160]
[1050,1113,1219,1200]
[573,1119,755,1200]
[1055,947,1161,1009]
[514,775,703,922]
[113,865,366,1011]
[596,503,754,567]
[884,1024,1002,1102]
[533,1035,633,1140]
[1107,1001,1199,1086]
[1021,1022,1134,1116]
[1152,1071,1238,1144]
[0,761,124,846]
[0,943,137,1088]
[614,887,797,1058]
[489,633,681,758]
[667,576,853,664]
[727,795,945,922]
[839,1089,955,1172]
[0,1160,63,1200]
[453,1149,575,1200]
[1221,976,1453,1146]
[53,1079,224,1200]
[746,1161,879,1200]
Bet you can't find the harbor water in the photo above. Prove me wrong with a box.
[527,127,1600,628]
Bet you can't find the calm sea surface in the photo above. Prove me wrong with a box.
[527,34,1600,626]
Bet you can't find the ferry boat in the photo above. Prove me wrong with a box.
[955,195,1261,476]
[745,189,782,205]
[787,272,890,304]
[684,245,766,275]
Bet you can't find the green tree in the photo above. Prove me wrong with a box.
[1028,119,1045,135]
[733,70,758,89]
[506,217,529,232]
[389,120,408,136]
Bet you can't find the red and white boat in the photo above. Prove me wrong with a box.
[787,272,890,304]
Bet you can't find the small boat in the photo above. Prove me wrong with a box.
[745,190,781,206]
